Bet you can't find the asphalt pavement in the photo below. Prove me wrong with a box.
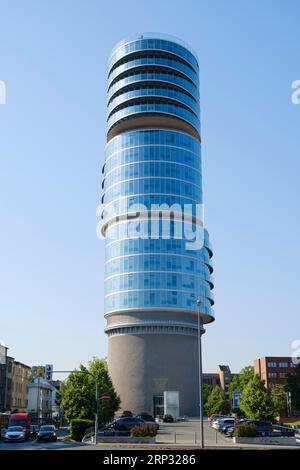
[0,428,83,451]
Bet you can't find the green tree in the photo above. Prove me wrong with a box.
[61,358,120,425]
[286,362,300,411]
[203,384,212,407]
[229,366,254,414]
[271,385,287,415]
[89,358,121,425]
[204,386,229,416]
[229,366,254,400]
[28,366,44,383]
[239,374,276,421]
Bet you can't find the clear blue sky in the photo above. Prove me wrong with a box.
[0,0,299,375]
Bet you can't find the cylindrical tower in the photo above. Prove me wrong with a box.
[102,34,214,416]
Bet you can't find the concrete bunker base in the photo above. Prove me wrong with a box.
[108,333,199,416]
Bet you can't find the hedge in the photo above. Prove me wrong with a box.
[234,424,259,437]
[131,424,157,437]
[70,419,94,441]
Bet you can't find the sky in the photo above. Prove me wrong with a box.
[0,0,299,376]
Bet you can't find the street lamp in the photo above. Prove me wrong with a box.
[196,299,206,449]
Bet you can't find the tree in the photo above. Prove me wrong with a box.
[229,366,254,400]
[203,384,212,407]
[60,358,120,425]
[229,366,255,414]
[239,374,276,421]
[271,385,287,416]
[28,366,44,383]
[89,358,121,425]
[286,363,300,412]
[204,386,229,416]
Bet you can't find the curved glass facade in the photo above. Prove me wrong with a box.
[102,35,214,339]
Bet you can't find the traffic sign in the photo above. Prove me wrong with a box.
[102,393,110,401]
[44,364,53,381]
[232,391,242,409]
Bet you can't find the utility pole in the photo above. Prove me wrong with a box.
[196,299,205,449]
[36,376,40,426]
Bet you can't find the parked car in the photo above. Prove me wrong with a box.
[36,425,57,442]
[220,421,236,434]
[136,413,155,422]
[162,414,174,423]
[97,427,130,437]
[4,426,27,442]
[120,410,133,418]
[208,414,224,424]
[225,420,252,437]
[244,420,273,436]
[136,414,159,430]
[114,417,145,431]
[225,425,235,437]
[234,420,273,436]
[208,414,229,424]
[97,416,156,437]
[211,417,229,429]
[208,414,232,426]
[213,417,236,431]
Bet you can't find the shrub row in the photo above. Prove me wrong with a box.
[70,419,94,441]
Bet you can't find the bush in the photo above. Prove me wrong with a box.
[70,419,94,441]
[131,424,157,437]
[234,424,259,438]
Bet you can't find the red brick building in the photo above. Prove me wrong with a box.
[254,357,297,389]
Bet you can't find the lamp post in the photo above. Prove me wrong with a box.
[196,299,205,449]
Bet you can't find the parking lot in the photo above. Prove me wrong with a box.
[156,419,234,446]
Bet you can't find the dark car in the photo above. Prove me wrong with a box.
[163,414,174,423]
[120,410,133,418]
[97,424,130,437]
[36,425,57,442]
[249,421,273,436]
[98,417,145,437]
[115,417,145,430]
[235,420,273,436]
[136,414,159,430]
[137,413,155,422]
[220,422,236,434]
[30,425,39,439]
[225,425,235,437]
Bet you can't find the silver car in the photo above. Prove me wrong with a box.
[4,426,26,442]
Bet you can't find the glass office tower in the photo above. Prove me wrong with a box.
[102,34,214,416]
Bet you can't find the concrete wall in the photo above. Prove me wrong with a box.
[108,333,199,416]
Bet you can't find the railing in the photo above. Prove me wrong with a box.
[82,426,95,444]
[272,424,297,436]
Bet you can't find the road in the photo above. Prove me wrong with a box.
[1,421,299,450]
[0,421,230,450]
[0,428,84,451]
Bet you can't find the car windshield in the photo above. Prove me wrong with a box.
[40,426,54,431]
[9,420,26,427]
[8,426,23,432]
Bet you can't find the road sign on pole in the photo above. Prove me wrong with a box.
[44,364,53,381]
[102,392,110,401]
[232,391,242,409]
